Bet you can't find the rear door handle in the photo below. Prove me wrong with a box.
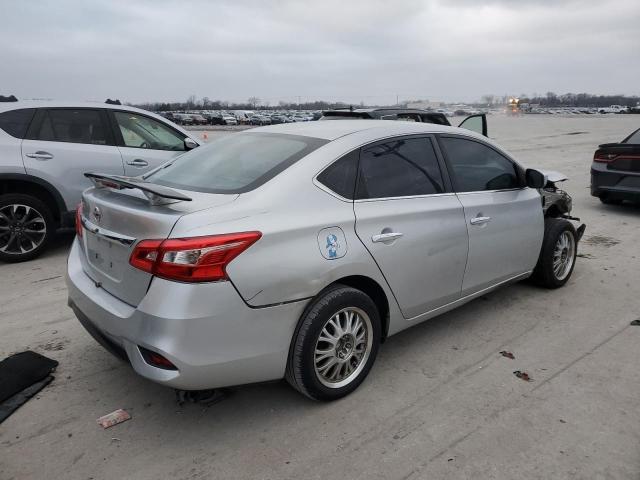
[25,151,54,160]
[372,232,403,243]
[470,216,491,225]
[126,159,149,167]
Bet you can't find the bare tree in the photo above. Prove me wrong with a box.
[247,97,260,109]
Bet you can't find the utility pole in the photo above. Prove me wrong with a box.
[396,93,399,106]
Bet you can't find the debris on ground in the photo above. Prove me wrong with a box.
[513,370,533,382]
[499,350,515,360]
[582,235,620,248]
[0,351,58,424]
[175,388,231,407]
[97,409,131,429]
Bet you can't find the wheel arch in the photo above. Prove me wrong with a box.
[293,275,390,343]
[0,174,67,226]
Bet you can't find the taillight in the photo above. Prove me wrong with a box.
[594,151,618,163]
[129,232,262,282]
[75,202,83,238]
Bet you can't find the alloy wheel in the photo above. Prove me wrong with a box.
[0,204,47,255]
[314,307,373,389]
[552,231,575,281]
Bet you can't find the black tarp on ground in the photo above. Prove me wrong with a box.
[0,351,58,423]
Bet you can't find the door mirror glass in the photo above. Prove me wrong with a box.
[184,137,198,150]
[525,168,547,189]
[458,114,487,137]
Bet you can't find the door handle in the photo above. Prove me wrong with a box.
[126,159,149,167]
[25,151,54,160]
[372,232,403,243]
[470,216,491,225]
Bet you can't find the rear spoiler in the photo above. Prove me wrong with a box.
[84,173,192,205]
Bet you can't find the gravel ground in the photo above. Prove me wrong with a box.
[1,114,639,480]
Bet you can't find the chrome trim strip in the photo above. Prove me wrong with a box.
[80,217,136,246]
[455,187,528,195]
[354,192,456,202]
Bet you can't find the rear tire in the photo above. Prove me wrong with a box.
[531,218,577,289]
[286,284,381,401]
[0,194,54,263]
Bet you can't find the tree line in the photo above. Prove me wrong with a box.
[132,96,355,112]
[130,93,640,111]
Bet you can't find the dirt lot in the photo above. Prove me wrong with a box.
[1,115,639,480]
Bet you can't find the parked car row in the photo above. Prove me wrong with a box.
[159,110,324,126]
[524,106,633,115]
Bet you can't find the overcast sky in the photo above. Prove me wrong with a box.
[3,0,639,105]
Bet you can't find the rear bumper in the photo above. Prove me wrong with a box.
[66,239,307,390]
[591,164,640,201]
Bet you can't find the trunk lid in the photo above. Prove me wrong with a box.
[79,185,238,306]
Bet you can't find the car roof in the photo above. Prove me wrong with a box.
[253,119,473,141]
[0,100,199,143]
[0,100,157,116]
[325,107,429,114]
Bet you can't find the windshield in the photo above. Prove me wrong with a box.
[146,132,328,193]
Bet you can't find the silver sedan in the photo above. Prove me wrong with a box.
[66,120,580,400]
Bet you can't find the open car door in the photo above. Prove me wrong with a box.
[458,113,487,137]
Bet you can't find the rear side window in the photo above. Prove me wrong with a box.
[0,108,36,138]
[148,132,328,194]
[356,137,445,199]
[32,109,109,145]
[623,128,640,144]
[440,136,520,192]
[316,150,359,199]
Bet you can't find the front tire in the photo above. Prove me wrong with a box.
[286,284,381,401]
[531,218,577,289]
[0,194,54,263]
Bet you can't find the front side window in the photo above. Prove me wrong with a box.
[114,112,186,151]
[356,137,445,199]
[0,108,36,138]
[33,109,108,145]
[147,132,327,194]
[439,136,520,192]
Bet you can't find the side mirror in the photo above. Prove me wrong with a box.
[525,168,547,189]
[184,138,198,150]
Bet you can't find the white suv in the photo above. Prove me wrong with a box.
[0,101,201,262]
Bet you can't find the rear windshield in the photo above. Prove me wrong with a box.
[147,132,328,193]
